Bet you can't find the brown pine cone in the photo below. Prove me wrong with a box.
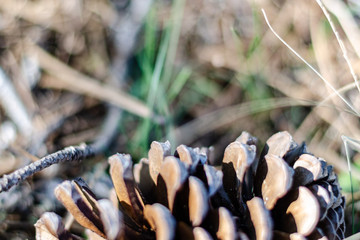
[35,131,345,240]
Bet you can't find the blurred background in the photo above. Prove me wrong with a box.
[1,0,360,238]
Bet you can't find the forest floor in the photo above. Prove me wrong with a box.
[0,0,360,239]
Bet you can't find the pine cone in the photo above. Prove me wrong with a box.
[35,131,345,240]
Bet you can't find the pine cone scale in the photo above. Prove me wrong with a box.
[36,131,345,240]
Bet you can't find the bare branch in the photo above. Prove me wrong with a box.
[0,0,155,194]
[0,144,94,193]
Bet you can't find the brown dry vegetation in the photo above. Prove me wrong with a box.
[0,0,360,239]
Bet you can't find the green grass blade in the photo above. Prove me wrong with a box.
[167,67,192,102]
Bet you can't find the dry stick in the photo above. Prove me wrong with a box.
[0,0,155,194]
[94,0,154,152]
[0,143,95,193]
[0,67,32,137]
[0,0,62,32]
[27,43,152,119]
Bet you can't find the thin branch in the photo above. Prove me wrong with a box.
[0,0,155,194]
[0,144,95,193]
